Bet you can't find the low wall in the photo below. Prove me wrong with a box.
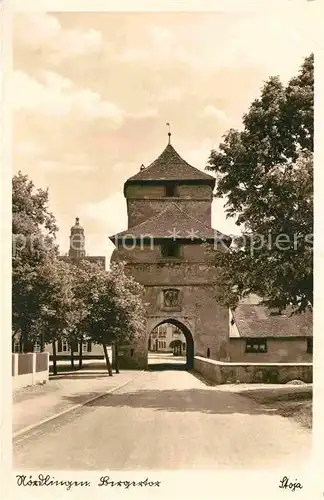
[12,353,49,390]
[194,356,313,384]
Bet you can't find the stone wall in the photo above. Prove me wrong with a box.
[194,356,313,384]
[125,183,213,227]
[111,243,217,265]
[230,338,312,363]
[127,199,212,227]
[111,238,229,369]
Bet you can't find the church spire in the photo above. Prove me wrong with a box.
[68,216,86,259]
[166,122,171,144]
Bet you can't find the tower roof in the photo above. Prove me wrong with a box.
[71,217,84,231]
[125,144,215,186]
[110,202,231,245]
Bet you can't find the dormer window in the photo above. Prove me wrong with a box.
[165,184,177,197]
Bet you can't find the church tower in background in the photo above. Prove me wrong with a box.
[59,217,105,269]
[68,217,86,259]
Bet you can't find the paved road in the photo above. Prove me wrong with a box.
[13,370,311,470]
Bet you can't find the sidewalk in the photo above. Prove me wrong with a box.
[12,369,142,435]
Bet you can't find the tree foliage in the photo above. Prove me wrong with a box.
[12,172,59,350]
[12,173,147,371]
[77,261,146,374]
[207,55,313,313]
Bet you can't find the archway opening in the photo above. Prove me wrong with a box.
[147,318,194,371]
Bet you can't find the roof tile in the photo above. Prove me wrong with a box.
[231,304,312,338]
[110,202,230,243]
[126,144,215,184]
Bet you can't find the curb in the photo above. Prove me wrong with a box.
[13,370,144,440]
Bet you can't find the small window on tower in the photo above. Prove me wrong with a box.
[165,184,177,197]
[161,242,180,258]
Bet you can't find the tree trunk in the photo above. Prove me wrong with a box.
[41,332,45,353]
[22,328,33,353]
[70,343,75,369]
[79,340,83,369]
[102,342,113,376]
[52,341,57,376]
[115,343,120,374]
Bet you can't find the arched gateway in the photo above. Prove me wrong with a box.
[148,318,194,369]
[110,139,232,370]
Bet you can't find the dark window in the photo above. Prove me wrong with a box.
[207,348,210,358]
[307,338,313,354]
[165,184,177,197]
[161,242,180,258]
[245,338,267,353]
[87,341,92,352]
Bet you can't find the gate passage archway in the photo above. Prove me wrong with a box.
[147,318,194,371]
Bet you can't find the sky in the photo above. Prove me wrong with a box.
[13,6,316,265]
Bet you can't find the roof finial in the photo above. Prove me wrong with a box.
[75,217,80,225]
[166,122,171,144]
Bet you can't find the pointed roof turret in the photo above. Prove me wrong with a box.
[125,143,215,186]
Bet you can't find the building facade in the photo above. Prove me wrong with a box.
[229,296,313,363]
[110,139,231,369]
[149,323,186,354]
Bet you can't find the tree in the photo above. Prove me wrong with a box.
[67,259,104,370]
[109,263,146,373]
[207,55,313,314]
[169,339,182,356]
[12,172,58,351]
[80,261,146,376]
[33,258,78,375]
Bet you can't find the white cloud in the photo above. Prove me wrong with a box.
[14,140,44,158]
[129,108,158,119]
[183,139,216,170]
[201,105,228,122]
[13,71,125,124]
[38,160,95,173]
[79,192,127,235]
[149,25,175,51]
[115,8,314,79]
[14,13,104,63]
[157,87,182,102]
[117,48,148,62]
[211,198,241,237]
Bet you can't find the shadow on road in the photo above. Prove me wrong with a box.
[148,363,187,371]
[61,388,300,418]
[50,372,111,380]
